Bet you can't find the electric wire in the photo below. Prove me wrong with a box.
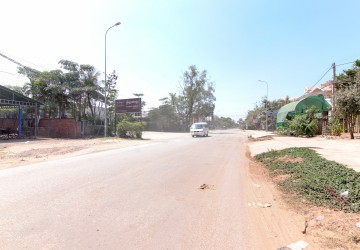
[309,61,356,90]
[336,61,356,67]
[308,66,332,90]
[0,70,26,77]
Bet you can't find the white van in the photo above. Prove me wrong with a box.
[190,122,209,137]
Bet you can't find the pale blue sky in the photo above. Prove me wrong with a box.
[2,0,360,120]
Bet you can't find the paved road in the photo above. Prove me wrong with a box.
[0,131,305,249]
[0,133,257,249]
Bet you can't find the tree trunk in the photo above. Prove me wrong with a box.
[349,117,354,139]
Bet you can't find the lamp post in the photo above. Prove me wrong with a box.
[104,21,121,137]
[258,80,268,131]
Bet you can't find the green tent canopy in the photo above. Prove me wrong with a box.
[276,95,331,128]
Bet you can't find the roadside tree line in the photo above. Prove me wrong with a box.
[333,60,360,139]
[242,60,360,139]
[6,63,218,136]
[239,97,291,131]
[144,65,216,132]
[16,60,117,122]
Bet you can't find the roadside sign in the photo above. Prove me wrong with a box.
[115,98,141,113]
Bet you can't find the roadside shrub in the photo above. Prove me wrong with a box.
[329,117,343,136]
[276,106,319,137]
[288,114,318,137]
[116,121,145,139]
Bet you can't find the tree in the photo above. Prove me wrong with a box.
[335,85,360,139]
[244,97,291,131]
[40,70,68,118]
[145,96,180,131]
[212,115,237,129]
[19,59,110,124]
[334,60,360,139]
[79,64,101,120]
[104,71,118,134]
[59,60,103,122]
[177,65,216,129]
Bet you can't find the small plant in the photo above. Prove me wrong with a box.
[329,117,343,136]
[351,235,360,244]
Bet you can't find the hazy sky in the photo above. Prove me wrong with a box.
[2,0,360,120]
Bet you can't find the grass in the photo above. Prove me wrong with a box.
[255,147,360,213]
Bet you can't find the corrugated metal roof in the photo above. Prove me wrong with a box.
[0,85,42,106]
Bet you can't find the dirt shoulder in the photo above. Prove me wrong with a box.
[0,132,188,170]
[0,138,143,169]
[246,134,360,250]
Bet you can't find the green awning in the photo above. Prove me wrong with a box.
[276,95,331,128]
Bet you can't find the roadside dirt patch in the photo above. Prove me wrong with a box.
[246,147,360,250]
[273,174,292,182]
[248,135,273,142]
[277,156,304,163]
[0,137,149,169]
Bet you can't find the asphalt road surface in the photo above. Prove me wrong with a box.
[0,131,301,249]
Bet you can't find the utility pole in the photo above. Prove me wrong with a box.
[332,62,336,113]
[258,80,268,131]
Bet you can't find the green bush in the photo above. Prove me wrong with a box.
[288,114,318,137]
[276,106,319,137]
[329,118,343,136]
[116,121,145,139]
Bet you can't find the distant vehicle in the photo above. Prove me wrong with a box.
[190,122,209,137]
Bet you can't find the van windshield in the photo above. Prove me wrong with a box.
[194,124,203,129]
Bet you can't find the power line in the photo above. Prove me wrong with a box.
[309,61,356,90]
[336,61,355,67]
[308,66,332,89]
[0,70,25,77]
[0,52,39,74]
[13,57,48,71]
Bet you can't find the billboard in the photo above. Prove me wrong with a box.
[115,98,142,113]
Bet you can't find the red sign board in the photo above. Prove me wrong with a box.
[115,98,142,113]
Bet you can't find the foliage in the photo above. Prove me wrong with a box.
[244,96,291,131]
[145,66,216,132]
[328,117,343,136]
[145,102,181,132]
[17,60,118,135]
[255,147,360,212]
[176,65,216,129]
[333,60,360,139]
[116,120,145,139]
[212,115,237,129]
[276,106,319,137]
[334,85,360,139]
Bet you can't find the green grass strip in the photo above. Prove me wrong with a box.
[255,147,360,212]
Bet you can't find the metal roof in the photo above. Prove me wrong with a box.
[0,85,42,107]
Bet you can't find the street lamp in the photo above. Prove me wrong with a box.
[258,80,268,131]
[104,21,121,137]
